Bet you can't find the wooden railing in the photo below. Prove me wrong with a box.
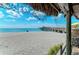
[57,44,66,55]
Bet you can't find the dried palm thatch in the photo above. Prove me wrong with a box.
[72,4,79,19]
[29,3,79,19]
[29,3,61,16]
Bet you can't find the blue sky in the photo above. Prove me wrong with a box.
[0,3,79,28]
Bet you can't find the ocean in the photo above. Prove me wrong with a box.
[0,28,41,32]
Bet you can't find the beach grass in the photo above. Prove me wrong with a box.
[48,44,61,55]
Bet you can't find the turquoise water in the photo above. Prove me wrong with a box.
[0,28,41,32]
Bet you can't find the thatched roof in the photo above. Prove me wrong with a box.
[29,3,61,16]
[29,3,79,19]
[72,3,79,19]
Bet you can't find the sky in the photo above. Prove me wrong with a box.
[0,3,79,28]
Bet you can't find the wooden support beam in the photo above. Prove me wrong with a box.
[66,4,72,55]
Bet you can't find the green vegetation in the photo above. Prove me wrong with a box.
[48,44,61,55]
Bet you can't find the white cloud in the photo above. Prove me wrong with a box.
[30,10,34,13]
[30,10,46,16]
[19,8,22,12]
[26,17,37,21]
[19,12,23,16]
[0,11,4,18]
[54,13,63,20]
[57,13,62,18]
[7,15,15,18]
[6,9,20,18]
[23,7,29,12]
[19,7,29,13]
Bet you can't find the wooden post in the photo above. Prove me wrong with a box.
[66,4,72,55]
[60,44,62,55]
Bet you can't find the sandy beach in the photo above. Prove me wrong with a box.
[0,32,66,55]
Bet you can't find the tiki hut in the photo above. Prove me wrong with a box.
[29,3,79,55]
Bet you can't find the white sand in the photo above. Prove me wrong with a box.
[0,32,66,55]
